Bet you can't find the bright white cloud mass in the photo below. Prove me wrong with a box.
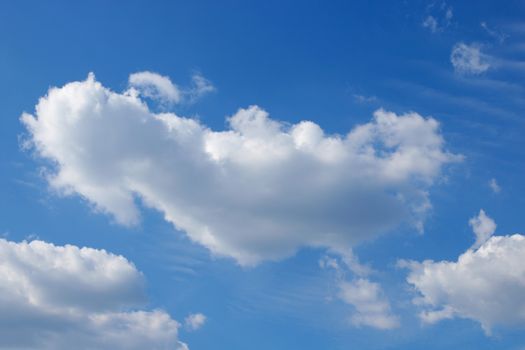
[0,238,187,350]
[21,73,460,265]
[402,211,525,335]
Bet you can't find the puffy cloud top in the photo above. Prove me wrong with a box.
[0,238,187,349]
[22,73,459,265]
[403,213,525,334]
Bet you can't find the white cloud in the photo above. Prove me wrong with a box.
[422,16,439,33]
[489,178,501,193]
[184,313,206,331]
[187,74,215,103]
[22,74,460,265]
[481,22,508,43]
[129,71,182,104]
[128,71,215,105]
[469,209,496,249]
[352,94,377,103]
[320,253,398,330]
[402,212,525,335]
[422,3,453,33]
[0,238,187,349]
[339,279,400,330]
[451,43,491,75]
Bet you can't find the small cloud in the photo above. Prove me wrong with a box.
[128,71,215,106]
[451,43,491,75]
[422,16,439,33]
[445,8,453,21]
[129,71,182,104]
[489,178,501,193]
[469,209,496,249]
[320,252,395,330]
[184,313,206,331]
[338,278,400,330]
[187,74,215,103]
[319,255,340,270]
[422,3,453,33]
[352,94,377,104]
[481,22,508,43]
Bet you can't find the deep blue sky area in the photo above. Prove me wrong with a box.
[1,1,525,349]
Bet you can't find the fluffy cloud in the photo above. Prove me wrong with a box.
[128,71,214,105]
[184,313,207,331]
[469,209,496,249]
[402,212,525,334]
[320,254,399,330]
[0,238,187,349]
[187,74,215,103]
[129,71,182,104]
[339,278,400,330]
[450,43,491,75]
[22,73,459,265]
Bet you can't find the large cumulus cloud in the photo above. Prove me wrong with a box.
[0,238,187,349]
[22,73,459,265]
[402,211,525,334]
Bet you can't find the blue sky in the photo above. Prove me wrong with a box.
[1,1,525,349]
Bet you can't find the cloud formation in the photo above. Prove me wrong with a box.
[422,2,453,33]
[0,238,187,349]
[451,43,491,75]
[320,254,399,330]
[339,278,400,330]
[22,73,459,265]
[129,71,182,104]
[489,178,501,193]
[469,209,496,249]
[402,212,525,334]
[128,71,214,105]
[184,313,207,331]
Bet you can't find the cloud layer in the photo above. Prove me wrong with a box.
[0,238,186,349]
[22,73,459,265]
[403,212,525,334]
